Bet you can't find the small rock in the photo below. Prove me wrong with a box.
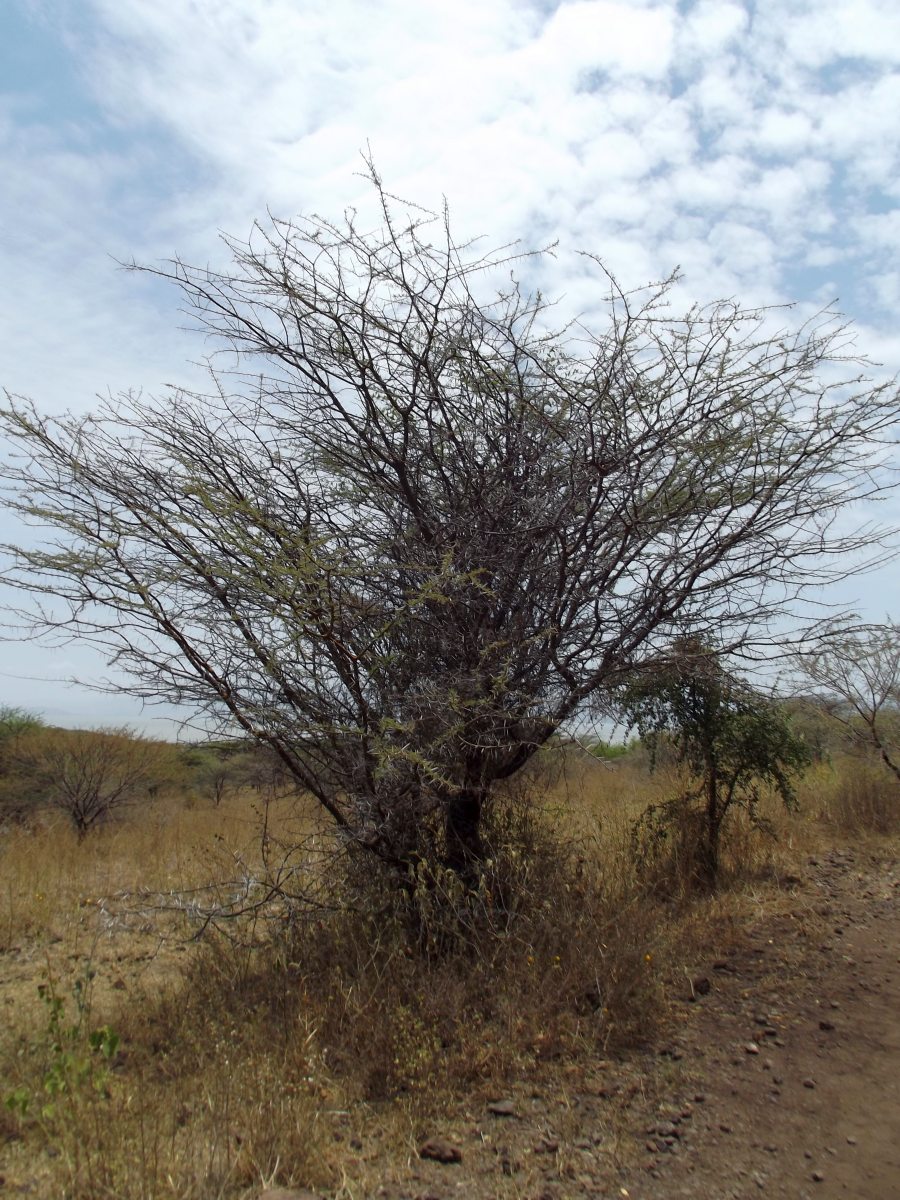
[803,1078,816,1089]
[487,1099,518,1118]
[818,1020,835,1032]
[419,1138,462,1164]
[804,1151,814,1159]
[691,976,711,998]
[534,1136,559,1154]
[847,1136,858,1146]
[812,1170,825,1182]
[745,1042,761,1055]
[719,1123,733,1134]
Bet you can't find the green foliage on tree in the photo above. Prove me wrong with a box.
[621,640,810,888]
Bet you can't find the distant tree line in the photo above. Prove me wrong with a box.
[0,712,295,834]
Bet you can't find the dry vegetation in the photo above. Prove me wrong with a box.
[0,744,897,1199]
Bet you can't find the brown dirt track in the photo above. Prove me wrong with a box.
[367,846,900,1200]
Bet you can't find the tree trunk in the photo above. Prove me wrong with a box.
[700,759,720,889]
[868,719,900,785]
[444,787,485,879]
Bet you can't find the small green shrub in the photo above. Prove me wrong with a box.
[4,969,121,1122]
[621,641,810,889]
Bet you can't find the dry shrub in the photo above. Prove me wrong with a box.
[630,793,710,899]
[629,784,790,900]
[0,792,673,1197]
[716,802,786,879]
[174,788,671,1110]
[0,790,312,952]
[5,764,805,1199]
[1,782,676,1198]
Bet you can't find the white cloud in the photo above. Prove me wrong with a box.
[2,0,900,721]
[752,109,817,156]
[677,0,748,58]
[535,0,675,79]
[771,0,900,67]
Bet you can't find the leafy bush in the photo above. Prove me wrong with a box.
[621,641,810,889]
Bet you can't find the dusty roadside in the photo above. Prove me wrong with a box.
[354,846,899,1200]
[632,847,900,1200]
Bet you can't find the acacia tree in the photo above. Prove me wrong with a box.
[620,640,810,887]
[794,622,900,782]
[1,171,897,879]
[16,726,166,836]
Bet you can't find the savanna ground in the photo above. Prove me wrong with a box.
[1,748,897,1200]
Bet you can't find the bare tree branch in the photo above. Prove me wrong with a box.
[793,622,900,783]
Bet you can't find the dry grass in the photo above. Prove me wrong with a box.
[795,755,900,836]
[0,791,316,951]
[1,751,897,1198]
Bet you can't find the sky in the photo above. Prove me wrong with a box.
[1,0,899,735]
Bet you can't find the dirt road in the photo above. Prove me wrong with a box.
[633,848,900,1200]
[378,847,900,1200]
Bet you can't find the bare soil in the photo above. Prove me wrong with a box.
[361,846,900,1200]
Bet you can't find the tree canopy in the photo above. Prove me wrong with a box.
[2,171,897,874]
